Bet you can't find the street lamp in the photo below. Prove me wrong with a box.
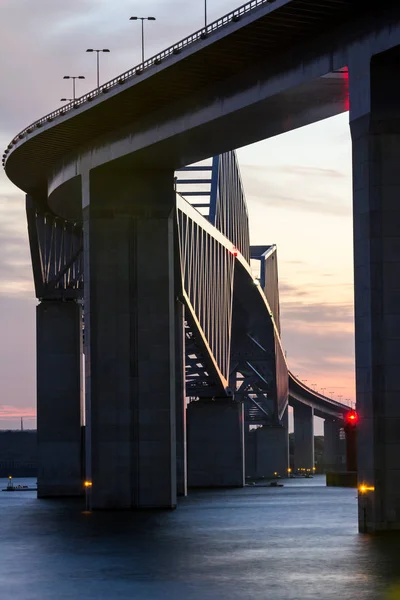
[129,16,156,63]
[205,0,207,27]
[63,75,85,101]
[86,49,110,88]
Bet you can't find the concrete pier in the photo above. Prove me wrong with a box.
[293,404,314,472]
[83,167,177,509]
[245,409,289,479]
[350,48,400,531]
[187,400,244,487]
[36,300,83,497]
[323,419,344,473]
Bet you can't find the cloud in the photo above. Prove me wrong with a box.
[278,289,355,401]
[281,301,354,326]
[244,163,346,179]
[0,405,36,419]
[0,294,36,428]
[279,281,311,297]
[240,161,351,217]
[0,193,33,298]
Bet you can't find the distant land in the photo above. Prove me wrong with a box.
[0,430,37,477]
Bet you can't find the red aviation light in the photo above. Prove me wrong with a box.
[343,67,349,111]
[345,410,358,425]
[230,247,238,257]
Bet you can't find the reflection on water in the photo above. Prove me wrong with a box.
[1,476,400,599]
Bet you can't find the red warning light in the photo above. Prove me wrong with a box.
[345,409,358,425]
[230,247,238,257]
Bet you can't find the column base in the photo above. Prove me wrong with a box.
[37,301,83,498]
[187,400,244,488]
[245,425,288,479]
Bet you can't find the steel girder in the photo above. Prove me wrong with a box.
[176,204,235,397]
[210,152,250,264]
[176,151,250,262]
[176,188,286,420]
[176,151,285,419]
[229,260,287,425]
[26,195,83,300]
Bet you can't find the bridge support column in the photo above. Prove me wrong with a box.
[84,166,177,509]
[350,50,400,532]
[293,404,314,472]
[37,300,83,497]
[187,400,244,487]
[323,419,343,473]
[245,410,289,480]
[175,300,187,497]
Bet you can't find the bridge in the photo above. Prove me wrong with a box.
[4,0,400,532]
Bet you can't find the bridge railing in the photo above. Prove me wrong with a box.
[289,372,351,410]
[3,0,273,161]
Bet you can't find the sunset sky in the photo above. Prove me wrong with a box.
[0,0,354,430]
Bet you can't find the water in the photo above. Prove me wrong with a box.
[1,476,400,599]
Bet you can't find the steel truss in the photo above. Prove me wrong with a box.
[27,151,286,424]
[176,151,286,423]
[26,195,83,300]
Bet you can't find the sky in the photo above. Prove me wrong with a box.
[0,0,354,430]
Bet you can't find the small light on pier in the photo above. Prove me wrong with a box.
[359,484,374,494]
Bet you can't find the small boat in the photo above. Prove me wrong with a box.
[2,476,37,492]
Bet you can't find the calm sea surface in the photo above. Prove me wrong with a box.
[1,475,400,600]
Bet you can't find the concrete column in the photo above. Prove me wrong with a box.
[175,300,187,497]
[293,403,314,471]
[245,408,289,479]
[84,166,177,509]
[244,425,256,478]
[187,400,244,487]
[350,49,400,531]
[37,300,83,497]
[323,419,343,473]
[251,426,288,479]
[280,405,289,473]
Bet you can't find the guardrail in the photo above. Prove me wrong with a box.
[2,0,274,166]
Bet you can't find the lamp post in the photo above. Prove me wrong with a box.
[63,75,85,101]
[205,0,207,27]
[129,16,156,63]
[86,49,110,88]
